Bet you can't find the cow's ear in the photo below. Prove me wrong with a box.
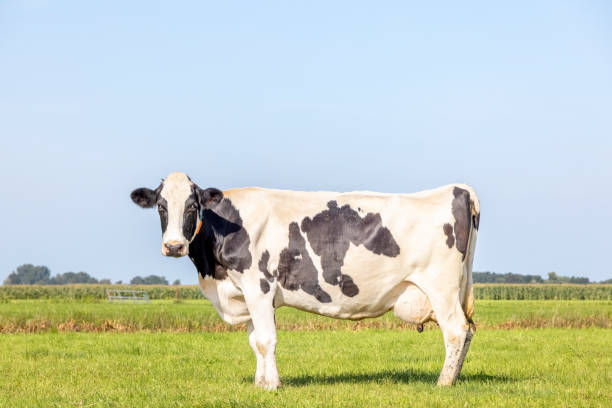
[197,187,223,209]
[131,188,158,208]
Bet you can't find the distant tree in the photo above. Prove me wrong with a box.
[99,279,111,284]
[172,279,181,285]
[473,271,543,284]
[115,280,123,284]
[568,276,590,284]
[514,274,544,284]
[601,278,612,284]
[130,275,168,285]
[3,264,111,285]
[473,271,495,283]
[547,272,564,283]
[474,271,589,284]
[50,271,98,284]
[3,264,52,285]
[546,272,589,284]
[504,273,525,284]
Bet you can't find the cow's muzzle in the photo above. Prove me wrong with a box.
[163,241,186,257]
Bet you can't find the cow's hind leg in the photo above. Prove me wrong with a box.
[422,283,473,386]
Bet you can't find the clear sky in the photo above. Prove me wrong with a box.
[1,1,611,284]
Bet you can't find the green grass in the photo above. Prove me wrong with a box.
[0,300,610,406]
[1,299,611,332]
[0,329,610,407]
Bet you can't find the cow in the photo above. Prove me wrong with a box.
[130,172,480,390]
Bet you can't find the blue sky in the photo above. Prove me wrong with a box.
[1,1,611,283]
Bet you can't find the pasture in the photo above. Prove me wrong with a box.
[0,293,611,407]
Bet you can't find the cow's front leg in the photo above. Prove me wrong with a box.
[246,296,281,390]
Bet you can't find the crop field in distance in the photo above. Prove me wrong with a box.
[0,285,610,407]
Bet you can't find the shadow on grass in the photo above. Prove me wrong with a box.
[273,369,514,387]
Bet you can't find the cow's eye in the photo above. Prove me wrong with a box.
[190,203,198,210]
[158,206,167,213]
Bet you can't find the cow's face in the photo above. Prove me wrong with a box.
[131,172,223,257]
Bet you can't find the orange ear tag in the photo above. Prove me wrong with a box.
[195,220,203,235]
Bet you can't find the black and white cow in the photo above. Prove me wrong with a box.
[131,172,480,389]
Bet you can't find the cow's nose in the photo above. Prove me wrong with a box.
[164,242,185,256]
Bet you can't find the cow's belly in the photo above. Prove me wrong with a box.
[278,282,406,319]
[272,237,434,319]
[275,258,414,319]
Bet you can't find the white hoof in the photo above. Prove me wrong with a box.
[256,379,282,391]
[254,376,266,387]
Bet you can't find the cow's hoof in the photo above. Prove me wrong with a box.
[254,376,266,387]
[256,379,282,391]
[436,377,455,386]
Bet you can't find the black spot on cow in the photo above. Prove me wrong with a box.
[259,250,274,282]
[443,223,454,248]
[260,279,270,294]
[451,187,471,260]
[202,199,252,272]
[182,192,198,240]
[300,201,400,298]
[188,231,217,279]
[470,199,480,231]
[188,198,251,279]
[275,222,332,303]
[157,196,168,234]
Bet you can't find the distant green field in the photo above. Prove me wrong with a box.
[1,283,611,300]
[0,328,609,407]
[0,299,610,333]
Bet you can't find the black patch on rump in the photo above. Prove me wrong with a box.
[471,199,480,230]
[274,222,332,303]
[188,198,252,279]
[301,201,400,298]
[448,187,472,260]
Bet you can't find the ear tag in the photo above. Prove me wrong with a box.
[195,209,205,235]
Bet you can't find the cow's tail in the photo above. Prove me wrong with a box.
[459,185,480,324]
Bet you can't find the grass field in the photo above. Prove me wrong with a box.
[1,299,611,407]
[1,329,610,407]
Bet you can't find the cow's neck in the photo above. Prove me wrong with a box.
[188,198,252,280]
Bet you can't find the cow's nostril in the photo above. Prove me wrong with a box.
[164,243,184,255]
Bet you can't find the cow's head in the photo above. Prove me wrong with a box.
[130,172,223,257]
